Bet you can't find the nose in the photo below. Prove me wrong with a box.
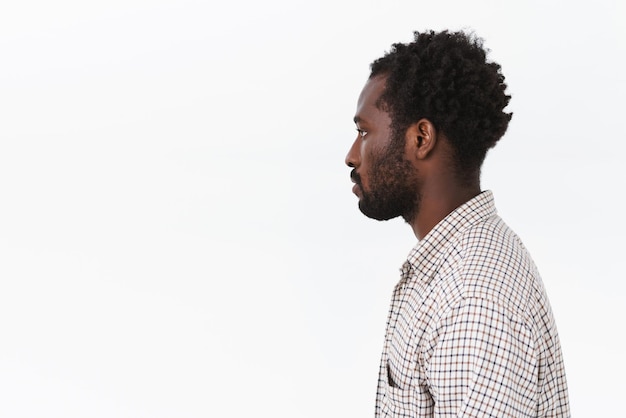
[345,137,361,168]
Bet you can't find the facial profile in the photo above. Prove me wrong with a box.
[346,76,420,222]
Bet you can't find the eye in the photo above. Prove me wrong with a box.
[356,129,368,138]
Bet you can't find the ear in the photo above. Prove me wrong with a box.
[405,118,437,160]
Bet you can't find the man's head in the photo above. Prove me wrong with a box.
[346,30,511,223]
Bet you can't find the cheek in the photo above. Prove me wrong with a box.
[362,137,384,166]
[361,147,383,189]
[360,134,393,187]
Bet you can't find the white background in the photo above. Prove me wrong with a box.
[1,0,624,416]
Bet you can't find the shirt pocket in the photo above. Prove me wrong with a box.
[380,370,434,417]
[380,380,414,417]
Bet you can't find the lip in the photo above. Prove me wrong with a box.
[352,183,362,197]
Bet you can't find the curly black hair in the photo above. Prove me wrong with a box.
[370,30,512,181]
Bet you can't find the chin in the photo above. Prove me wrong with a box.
[358,202,401,221]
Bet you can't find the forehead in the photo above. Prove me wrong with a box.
[355,75,387,120]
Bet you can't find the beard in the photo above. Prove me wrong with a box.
[353,137,421,222]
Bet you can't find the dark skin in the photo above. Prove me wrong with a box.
[345,75,481,240]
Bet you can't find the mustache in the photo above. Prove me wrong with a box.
[350,169,362,185]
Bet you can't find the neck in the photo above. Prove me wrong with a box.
[408,183,481,240]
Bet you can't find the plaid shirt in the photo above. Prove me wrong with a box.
[375,191,570,417]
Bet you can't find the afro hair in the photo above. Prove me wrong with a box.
[370,30,512,180]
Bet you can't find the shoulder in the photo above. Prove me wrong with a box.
[454,215,543,314]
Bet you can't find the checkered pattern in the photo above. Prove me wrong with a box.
[375,191,570,417]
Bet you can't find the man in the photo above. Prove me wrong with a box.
[345,31,570,417]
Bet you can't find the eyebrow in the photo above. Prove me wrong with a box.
[353,116,362,124]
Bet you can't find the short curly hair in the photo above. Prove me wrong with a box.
[370,30,512,180]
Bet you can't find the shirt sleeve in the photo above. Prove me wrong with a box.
[426,297,538,417]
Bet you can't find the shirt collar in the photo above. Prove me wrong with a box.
[400,190,498,283]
